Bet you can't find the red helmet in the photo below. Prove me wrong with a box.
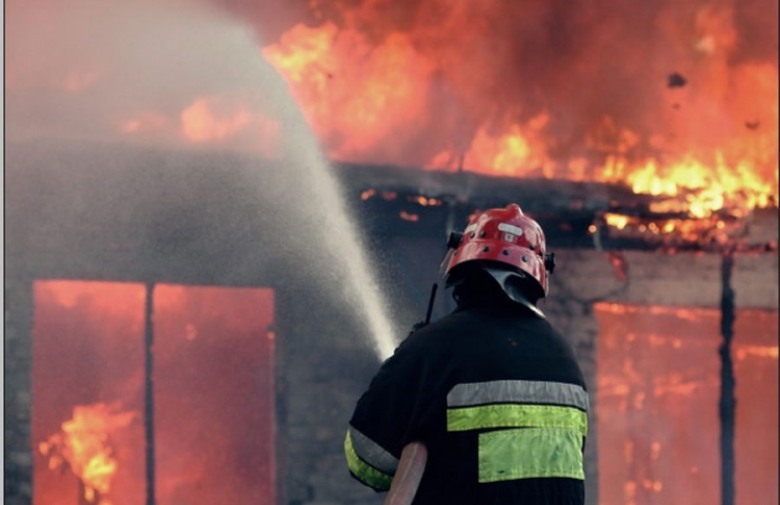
[443,204,555,299]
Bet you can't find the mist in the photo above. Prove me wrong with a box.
[7,0,288,151]
[6,0,399,356]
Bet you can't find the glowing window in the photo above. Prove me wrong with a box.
[32,281,276,505]
[595,303,778,505]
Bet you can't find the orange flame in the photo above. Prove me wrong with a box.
[116,95,281,156]
[261,2,778,218]
[263,22,432,162]
[39,403,136,504]
[180,97,253,143]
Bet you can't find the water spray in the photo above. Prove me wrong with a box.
[288,142,400,360]
[8,0,400,360]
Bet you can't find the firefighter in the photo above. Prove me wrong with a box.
[344,203,589,505]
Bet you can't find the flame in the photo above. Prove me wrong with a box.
[626,153,776,218]
[262,21,433,162]
[179,96,281,155]
[39,403,136,504]
[33,281,278,505]
[600,211,751,247]
[261,1,778,219]
[446,117,554,177]
[116,95,282,156]
[8,0,777,220]
[181,97,253,143]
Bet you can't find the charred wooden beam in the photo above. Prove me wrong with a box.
[144,283,157,505]
[719,252,736,505]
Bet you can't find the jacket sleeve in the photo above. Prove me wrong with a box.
[344,333,439,491]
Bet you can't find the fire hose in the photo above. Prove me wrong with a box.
[383,284,436,504]
[384,442,428,505]
[384,283,439,505]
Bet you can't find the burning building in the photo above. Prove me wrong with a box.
[4,0,778,505]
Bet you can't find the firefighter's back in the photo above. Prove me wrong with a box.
[411,302,588,505]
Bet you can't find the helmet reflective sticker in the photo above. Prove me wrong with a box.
[498,223,524,237]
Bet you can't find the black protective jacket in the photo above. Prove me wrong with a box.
[345,298,588,505]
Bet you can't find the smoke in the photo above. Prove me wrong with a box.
[7,0,400,356]
[6,0,292,153]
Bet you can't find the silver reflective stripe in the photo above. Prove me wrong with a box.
[347,425,399,474]
[497,222,524,236]
[447,380,589,411]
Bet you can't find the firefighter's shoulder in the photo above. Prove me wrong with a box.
[394,314,457,354]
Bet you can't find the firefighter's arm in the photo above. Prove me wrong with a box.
[345,333,433,491]
[384,442,428,505]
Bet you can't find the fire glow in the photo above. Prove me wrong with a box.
[598,211,749,249]
[38,403,136,505]
[260,1,778,220]
[32,281,277,505]
[9,0,776,225]
[596,303,778,505]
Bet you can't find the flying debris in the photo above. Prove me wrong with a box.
[667,72,687,88]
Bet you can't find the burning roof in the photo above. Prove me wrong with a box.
[259,0,778,210]
[5,0,778,254]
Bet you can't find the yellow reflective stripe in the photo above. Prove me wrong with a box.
[447,404,588,435]
[344,431,393,490]
[478,428,585,482]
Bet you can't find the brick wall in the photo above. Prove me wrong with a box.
[5,248,777,505]
[4,274,35,505]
